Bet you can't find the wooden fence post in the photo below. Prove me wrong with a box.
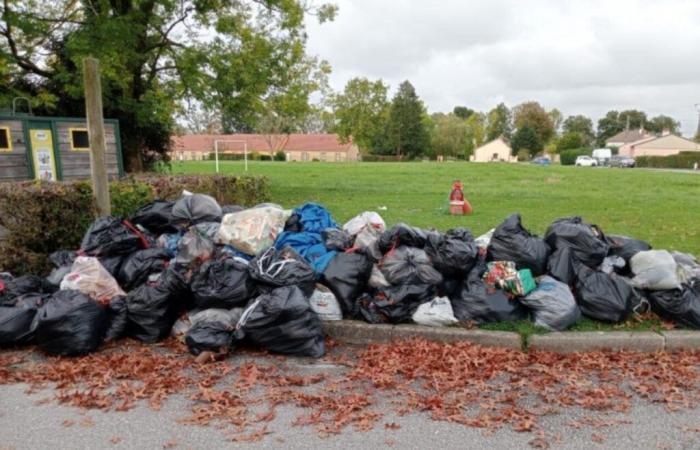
[83,57,111,216]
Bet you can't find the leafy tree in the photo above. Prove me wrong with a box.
[486,103,512,141]
[556,132,586,152]
[513,101,555,146]
[0,0,336,171]
[453,106,474,120]
[385,80,429,158]
[618,110,647,131]
[430,113,468,158]
[596,110,623,146]
[548,108,563,135]
[695,129,700,144]
[511,124,542,157]
[464,112,486,157]
[562,115,594,146]
[647,115,681,134]
[329,77,389,153]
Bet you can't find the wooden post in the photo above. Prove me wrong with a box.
[83,57,111,216]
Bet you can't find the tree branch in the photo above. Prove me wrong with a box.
[0,0,53,78]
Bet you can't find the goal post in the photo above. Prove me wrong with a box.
[213,140,249,173]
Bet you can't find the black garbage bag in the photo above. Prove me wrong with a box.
[236,286,325,357]
[0,275,54,305]
[358,283,436,324]
[125,273,180,343]
[221,204,244,215]
[118,248,170,291]
[284,212,302,232]
[380,247,443,286]
[191,255,254,309]
[322,229,354,251]
[647,279,700,329]
[377,223,428,254]
[172,194,222,225]
[104,296,128,341]
[547,247,577,285]
[425,228,478,277]
[129,200,178,234]
[81,216,147,257]
[544,217,610,268]
[33,290,107,356]
[607,235,652,266]
[248,247,315,296]
[0,293,47,345]
[574,264,636,323]
[437,277,462,298]
[321,251,373,317]
[487,214,550,276]
[186,321,234,356]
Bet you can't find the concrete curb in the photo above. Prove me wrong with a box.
[322,320,700,353]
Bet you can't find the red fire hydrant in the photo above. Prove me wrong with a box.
[449,180,473,215]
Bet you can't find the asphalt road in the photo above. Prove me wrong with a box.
[1,351,699,450]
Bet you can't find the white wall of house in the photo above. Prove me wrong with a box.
[619,135,700,157]
[470,138,517,163]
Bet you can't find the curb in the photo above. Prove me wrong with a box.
[322,320,700,353]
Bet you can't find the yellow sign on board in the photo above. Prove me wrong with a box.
[29,129,57,181]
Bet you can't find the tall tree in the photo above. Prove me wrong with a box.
[596,110,623,146]
[385,81,429,158]
[329,77,389,153]
[464,112,486,157]
[453,106,474,120]
[513,101,555,146]
[562,115,594,146]
[0,0,336,171]
[548,108,563,135]
[485,103,512,141]
[556,132,586,152]
[511,124,541,157]
[647,115,681,134]
[618,110,647,130]
[430,113,468,158]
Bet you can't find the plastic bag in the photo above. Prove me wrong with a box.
[547,247,577,286]
[33,290,107,356]
[125,272,181,343]
[369,264,390,289]
[412,297,458,327]
[236,285,325,357]
[185,308,238,356]
[0,275,53,306]
[294,203,338,233]
[175,228,214,265]
[647,279,700,329]
[521,276,581,331]
[629,250,682,291]
[673,252,700,282]
[475,229,495,250]
[483,261,537,297]
[309,284,343,321]
[172,193,222,225]
[544,217,610,268]
[321,252,373,317]
[378,223,428,254]
[0,294,46,345]
[359,283,436,324]
[424,228,478,277]
[322,229,354,251]
[218,206,288,256]
[104,296,128,341]
[190,254,254,309]
[574,264,636,323]
[248,247,316,296]
[80,216,147,257]
[607,235,652,265]
[274,231,337,274]
[129,200,178,234]
[222,205,244,215]
[380,247,443,286]
[118,248,170,291]
[60,256,126,301]
[487,214,550,276]
[343,212,386,261]
[599,256,626,275]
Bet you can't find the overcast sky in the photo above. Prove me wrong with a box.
[306,0,700,136]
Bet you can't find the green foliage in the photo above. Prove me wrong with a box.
[596,109,651,146]
[385,81,430,158]
[556,132,586,152]
[513,102,555,147]
[486,103,512,141]
[635,152,700,169]
[274,150,286,161]
[452,106,474,120]
[511,124,542,157]
[516,149,531,162]
[430,113,470,158]
[562,115,594,145]
[560,148,592,165]
[647,115,681,134]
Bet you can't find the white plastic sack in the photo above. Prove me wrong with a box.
[412,297,458,327]
[309,285,342,321]
[217,206,288,256]
[343,212,386,260]
[369,264,390,288]
[60,256,125,301]
[475,229,495,250]
[521,276,581,331]
[630,250,681,291]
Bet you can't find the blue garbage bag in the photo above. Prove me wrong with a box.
[294,203,338,234]
[275,231,337,274]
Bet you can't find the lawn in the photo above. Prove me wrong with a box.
[174,161,700,257]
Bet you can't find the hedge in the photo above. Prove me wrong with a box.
[208,152,275,161]
[635,152,700,169]
[560,148,592,166]
[0,174,269,275]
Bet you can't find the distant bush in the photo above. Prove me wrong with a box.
[635,152,700,169]
[207,153,246,161]
[260,154,272,161]
[560,148,592,165]
[274,150,286,161]
[361,155,405,162]
[516,149,531,162]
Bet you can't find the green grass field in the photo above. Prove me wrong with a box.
[174,161,700,257]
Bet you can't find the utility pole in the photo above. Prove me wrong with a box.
[83,57,111,216]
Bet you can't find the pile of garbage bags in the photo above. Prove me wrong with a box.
[2,194,700,359]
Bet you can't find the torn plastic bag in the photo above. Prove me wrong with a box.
[673,252,700,282]
[547,247,577,285]
[0,275,53,306]
[544,217,610,268]
[172,193,222,226]
[0,294,47,345]
[157,233,182,257]
[600,256,626,275]
[80,216,148,257]
[487,214,550,276]
[175,228,214,265]
[274,231,337,274]
[125,273,180,343]
[343,211,385,260]
[369,264,390,289]
[294,203,338,233]
[129,200,178,234]
[190,254,254,309]
[309,284,342,321]
[412,297,458,327]
[218,205,288,256]
[60,256,126,302]
[322,228,354,251]
[321,251,373,317]
[574,264,636,323]
[521,276,581,331]
[358,283,437,324]
[236,285,325,357]
[424,228,478,277]
[380,247,443,286]
[475,229,495,250]
[607,235,652,265]
[248,247,315,296]
[629,250,681,291]
[647,279,700,329]
[194,222,221,240]
[118,248,170,292]
[33,290,107,356]
[104,296,128,341]
[185,309,238,355]
[377,223,428,254]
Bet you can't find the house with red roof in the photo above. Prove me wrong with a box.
[171,133,360,162]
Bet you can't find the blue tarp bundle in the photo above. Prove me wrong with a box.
[295,203,338,234]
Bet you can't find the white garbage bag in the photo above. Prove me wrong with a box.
[309,284,342,321]
[475,228,495,250]
[217,206,289,256]
[60,256,125,301]
[368,264,390,288]
[343,212,386,260]
[412,297,458,327]
[630,250,682,291]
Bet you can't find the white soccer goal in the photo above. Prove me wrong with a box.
[213,140,248,173]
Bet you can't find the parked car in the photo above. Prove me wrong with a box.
[609,155,636,168]
[531,157,551,166]
[575,155,598,167]
[592,148,612,166]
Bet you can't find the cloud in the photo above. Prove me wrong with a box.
[306,0,700,135]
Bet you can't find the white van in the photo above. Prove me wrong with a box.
[592,148,612,165]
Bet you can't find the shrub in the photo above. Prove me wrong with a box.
[208,153,247,161]
[516,149,531,162]
[259,154,272,161]
[360,155,405,162]
[635,152,700,169]
[274,151,286,161]
[560,148,592,165]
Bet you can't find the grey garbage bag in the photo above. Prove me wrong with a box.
[521,276,581,331]
[185,309,239,356]
[487,214,550,276]
[547,247,577,285]
[380,247,443,286]
[629,250,681,291]
[172,193,222,225]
